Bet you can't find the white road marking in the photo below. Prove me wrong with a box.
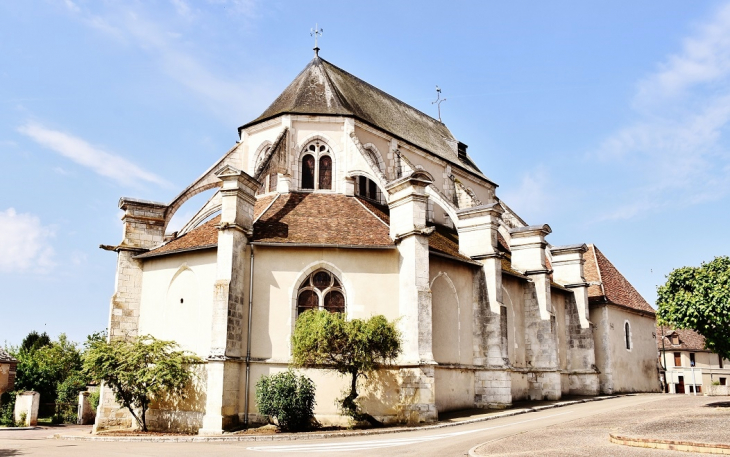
[247,411,571,452]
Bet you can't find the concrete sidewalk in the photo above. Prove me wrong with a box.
[51,395,619,442]
[471,394,730,456]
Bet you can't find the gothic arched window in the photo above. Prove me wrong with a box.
[300,141,333,191]
[301,154,315,189]
[297,269,345,317]
[319,155,332,190]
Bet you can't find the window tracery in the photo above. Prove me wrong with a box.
[300,141,333,191]
[297,269,345,316]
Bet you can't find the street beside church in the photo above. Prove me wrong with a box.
[3,395,728,456]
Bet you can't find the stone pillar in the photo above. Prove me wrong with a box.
[551,244,590,328]
[550,244,599,395]
[386,172,437,423]
[510,225,560,400]
[14,391,39,426]
[78,391,96,425]
[456,203,512,408]
[199,165,259,435]
[95,198,167,432]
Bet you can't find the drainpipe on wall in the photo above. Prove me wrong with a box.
[243,247,255,426]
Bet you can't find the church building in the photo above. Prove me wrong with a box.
[96,50,660,434]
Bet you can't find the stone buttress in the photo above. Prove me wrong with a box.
[509,225,561,400]
[386,172,437,424]
[456,203,512,408]
[94,198,166,432]
[199,166,259,434]
[550,244,600,395]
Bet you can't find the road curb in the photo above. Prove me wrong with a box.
[0,426,41,431]
[54,395,618,443]
[609,434,730,455]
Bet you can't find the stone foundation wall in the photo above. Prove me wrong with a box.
[397,366,437,424]
[568,373,600,395]
[474,370,511,408]
[526,370,561,401]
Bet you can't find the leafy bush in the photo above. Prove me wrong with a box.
[57,372,87,404]
[255,370,316,432]
[292,310,401,425]
[89,389,100,412]
[0,391,17,427]
[83,335,202,431]
[10,333,85,403]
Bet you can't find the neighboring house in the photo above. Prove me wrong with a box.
[657,326,730,394]
[583,245,660,394]
[95,51,661,434]
[0,348,18,395]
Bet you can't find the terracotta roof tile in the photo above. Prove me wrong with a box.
[428,224,474,263]
[584,244,655,315]
[253,193,393,246]
[657,326,708,351]
[140,192,484,262]
[140,194,279,258]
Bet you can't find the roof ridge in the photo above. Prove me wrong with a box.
[589,244,606,298]
[592,244,654,313]
[319,57,446,127]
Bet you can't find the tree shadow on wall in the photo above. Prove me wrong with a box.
[357,368,407,426]
[147,364,207,433]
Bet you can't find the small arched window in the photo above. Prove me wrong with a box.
[301,154,315,189]
[625,322,631,350]
[297,269,345,317]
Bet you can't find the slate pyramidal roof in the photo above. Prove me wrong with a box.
[240,56,487,180]
[583,244,655,316]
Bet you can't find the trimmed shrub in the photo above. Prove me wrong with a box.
[255,370,316,431]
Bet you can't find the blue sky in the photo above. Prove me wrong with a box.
[2,1,729,346]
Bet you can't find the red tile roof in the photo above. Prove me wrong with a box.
[584,244,655,315]
[252,193,392,246]
[657,326,708,352]
[139,194,278,258]
[140,192,480,263]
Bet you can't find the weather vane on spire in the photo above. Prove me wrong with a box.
[432,85,446,122]
[311,23,323,57]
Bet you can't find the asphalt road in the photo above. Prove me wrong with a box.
[0,395,695,456]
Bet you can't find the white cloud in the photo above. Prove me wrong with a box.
[635,3,730,107]
[595,2,730,219]
[18,122,171,188]
[0,208,55,273]
[61,1,264,121]
[501,166,554,222]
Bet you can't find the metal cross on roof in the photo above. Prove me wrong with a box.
[311,23,323,56]
[432,85,447,122]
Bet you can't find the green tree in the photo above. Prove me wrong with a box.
[657,256,730,361]
[255,370,316,431]
[291,310,401,426]
[83,335,202,431]
[11,332,84,403]
[21,331,51,352]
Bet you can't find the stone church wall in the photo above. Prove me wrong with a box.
[138,250,218,356]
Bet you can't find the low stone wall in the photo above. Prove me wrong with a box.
[707,385,730,396]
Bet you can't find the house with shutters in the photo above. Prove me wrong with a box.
[657,326,730,395]
[95,50,660,434]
